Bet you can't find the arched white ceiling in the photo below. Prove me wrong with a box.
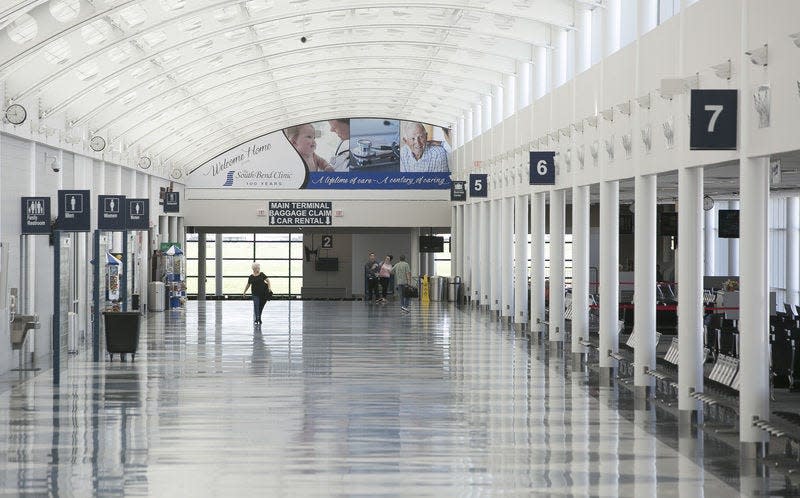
[1,0,584,172]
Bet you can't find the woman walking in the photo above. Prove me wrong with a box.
[243,262,271,325]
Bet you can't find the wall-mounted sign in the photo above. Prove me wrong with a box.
[164,191,180,213]
[321,235,333,248]
[269,201,332,226]
[529,151,556,185]
[469,174,488,198]
[57,190,90,232]
[126,198,149,230]
[450,180,467,201]
[98,195,126,230]
[21,197,51,234]
[690,89,738,150]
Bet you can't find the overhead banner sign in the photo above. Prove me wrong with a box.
[21,197,51,234]
[164,192,180,213]
[188,118,452,190]
[529,151,556,185]
[268,201,332,226]
[57,190,90,232]
[126,198,149,230]
[450,181,466,201]
[98,195,126,230]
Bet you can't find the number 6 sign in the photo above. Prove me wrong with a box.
[690,89,737,150]
[529,151,555,185]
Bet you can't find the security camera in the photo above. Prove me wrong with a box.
[45,154,60,172]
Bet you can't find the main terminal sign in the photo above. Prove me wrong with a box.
[188,118,452,190]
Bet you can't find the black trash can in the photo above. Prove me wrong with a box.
[102,311,141,361]
[131,294,140,310]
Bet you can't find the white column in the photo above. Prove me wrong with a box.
[168,217,178,244]
[503,74,516,119]
[473,104,483,137]
[514,194,529,324]
[786,197,800,307]
[531,192,546,332]
[492,85,504,126]
[501,197,514,318]
[471,202,481,303]
[517,61,532,110]
[215,235,223,295]
[481,95,492,132]
[575,7,592,74]
[158,216,169,245]
[549,190,565,341]
[451,206,458,279]
[552,28,568,89]
[633,175,657,390]
[457,118,465,148]
[704,206,716,276]
[728,200,740,276]
[678,166,705,411]
[604,0,621,56]
[480,201,491,306]
[638,0,658,36]
[490,199,502,312]
[738,156,770,444]
[599,180,619,368]
[533,46,548,100]
[465,111,474,143]
[572,185,590,353]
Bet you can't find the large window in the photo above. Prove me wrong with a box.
[186,233,303,297]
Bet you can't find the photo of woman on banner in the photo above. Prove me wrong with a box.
[285,123,334,172]
[399,121,450,173]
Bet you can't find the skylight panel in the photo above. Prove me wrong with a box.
[224,28,249,41]
[245,0,274,14]
[7,14,38,44]
[116,5,148,28]
[214,6,239,23]
[50,0,81,22]
[179,16,203,32]
[100,78,121,94]
[192,39,214,52]
[74,61,99,81]
[81,19,112,45]
[159,0,186,12]
[107,44,133,63]
[120,91,138,105]
[139,31,168,49]
[43,38,71,64]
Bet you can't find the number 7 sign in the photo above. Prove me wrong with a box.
[690,89,737,150]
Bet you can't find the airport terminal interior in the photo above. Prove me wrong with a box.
[0,0,799,495]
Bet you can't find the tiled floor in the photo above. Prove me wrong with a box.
[0,301,791,496]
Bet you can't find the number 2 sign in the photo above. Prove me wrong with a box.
[690,89,737,150]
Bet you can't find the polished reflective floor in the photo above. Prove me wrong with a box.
[0,301,791,496]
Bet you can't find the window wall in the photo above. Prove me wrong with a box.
[433,234,452,277]
[186,232,304,297]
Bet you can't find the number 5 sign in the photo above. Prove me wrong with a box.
[469,174,488,197]
[529,151,555,185]
[690,89,737,150]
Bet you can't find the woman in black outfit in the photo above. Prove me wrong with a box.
[243,262,271,324]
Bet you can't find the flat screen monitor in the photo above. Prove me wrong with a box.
[419,235,445,253]
[718,209,740,238]
[659,212,678,236]
[315,257,339,271]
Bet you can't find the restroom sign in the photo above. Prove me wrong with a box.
[21,197,51,234]
[268,201,332,226]
[126,198,149,230]
[98,195,126,230]
[164,191,180,212]
[57,190,91,232]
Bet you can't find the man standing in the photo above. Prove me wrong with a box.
[327,119,350,172]
[392,255,413,313]
[364,252,380,303]
[399,122,449,173]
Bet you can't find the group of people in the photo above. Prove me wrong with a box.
[365,252,413,313]
[285,119,449,173]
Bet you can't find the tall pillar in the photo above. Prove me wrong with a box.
[482,95,492,132]
[738,156,770,447]
[514,194,529,325]
[492,85,504,126]
[197,232,207,300]
[633,175,657,394]
[473,104,483,137]
[575,7,592,74]
[501,197,514,319]
[638,0,658,36]
[704,206,716,276]
[517,61,532,109]
[604,0,621,56]
[214,234,223,296]
[728,200,740,276]
[158,216,169,245]
[168,217,178,244]
[457,118,465,148]
[531,193,546,333]
[465,111,474,143]
[599,180,620,369]
[503,74,516,119]
[451,206,458,279]
[572,185,590,354]
[480,201,491,308]
[490,199,502,313]
[549,189,565,342]
[533,46,548,100]
[678,167,704,413]
[786,197,800,307]
[471,202,481,303]
[552,28,568,89]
